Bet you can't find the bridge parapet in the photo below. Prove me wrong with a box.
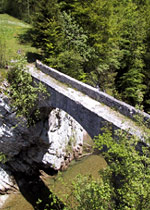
[36,60,150,126]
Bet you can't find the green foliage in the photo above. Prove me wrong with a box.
[46,50,85,80]
[95,130,150,210]
[6,57,49,124]
[32,5,93,81]
[65,174,114,210]
[31,0,61,52]
[141,0,150,112]
[58,0,149,105]
[0,0,8,13]
[3,0,150,109]
[61,12,93,62]
[114,1,147,106]
[64,130,150,210]
[0,0,38,23]
[36,191,64,210]
[54,11,94,81]
[0,28,8,68]
[120,68,146,106]
[0,152,7,163]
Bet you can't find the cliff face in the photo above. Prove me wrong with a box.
[0,87,84,192]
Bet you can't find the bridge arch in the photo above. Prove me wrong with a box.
[28,61,150,140]
[37,85,117,139]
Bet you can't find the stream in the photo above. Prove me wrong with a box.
[1,136,106,210]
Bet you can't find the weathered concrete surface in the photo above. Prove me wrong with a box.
[28,64,148,140]
[36,60,150,124]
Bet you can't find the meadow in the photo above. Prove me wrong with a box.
[0,14,40,82]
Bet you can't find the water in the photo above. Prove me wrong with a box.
[2,153,106,210]
[2,134,106,209]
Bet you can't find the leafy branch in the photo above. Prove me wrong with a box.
[6,57,49,125]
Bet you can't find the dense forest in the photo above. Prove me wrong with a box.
[1,1,150,210]
[1,0,150,112]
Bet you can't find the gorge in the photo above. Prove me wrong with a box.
[0,81,85,198]
[1,60,150,209]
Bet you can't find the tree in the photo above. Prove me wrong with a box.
[30,0,150,108]
[66,0,115,88]
[4,0,38,22]
[141,0,150,112]
[114,1,147,107]
[0,0,8,13]
[45,11,94,80]
[59,0,123,91]
[6,57,49,124]
[65,130,150,210]
[31,0,61,54]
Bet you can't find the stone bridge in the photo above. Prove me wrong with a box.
[28,60,150,140]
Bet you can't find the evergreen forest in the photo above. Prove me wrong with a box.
[1,0,150,112]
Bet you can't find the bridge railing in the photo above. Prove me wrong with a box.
[36,60,150,126]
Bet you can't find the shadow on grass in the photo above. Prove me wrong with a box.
[26,52,43,63]
[18,28,43,63]
[18,28,33,45]
[13,171,65,210]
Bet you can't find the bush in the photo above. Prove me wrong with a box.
[65,130,150,210]
[6,57,49,124]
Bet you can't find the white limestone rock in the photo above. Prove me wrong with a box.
[0,90,84,191]
[0,167,15,192]
[43,108,84,170]
[0,195,9,208]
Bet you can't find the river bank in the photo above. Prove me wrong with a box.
[0,195,9,209]
[1,132,106,209]
[2,153,106,210]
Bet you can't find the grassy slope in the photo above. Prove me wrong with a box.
[0,14,40,82]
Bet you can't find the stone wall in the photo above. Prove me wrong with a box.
[36,60,150,125]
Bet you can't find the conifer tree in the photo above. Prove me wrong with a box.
[115,0,147,106]
[32,0,62,57]
[45,11,94,80]
[0,0,8,13]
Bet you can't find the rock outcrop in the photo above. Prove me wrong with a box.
[0,83,84,192]
[44,108,83,170]
[0,165,17,194]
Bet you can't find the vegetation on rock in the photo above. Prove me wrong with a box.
[6,57,49,124]
[0,152,7,163]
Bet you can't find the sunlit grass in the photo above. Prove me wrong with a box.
[0,14,40,82]
[0,68,7,84]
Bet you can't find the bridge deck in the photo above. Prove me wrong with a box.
[28,64,148,140]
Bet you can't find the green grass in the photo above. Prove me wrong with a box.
[0,14,40,82]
